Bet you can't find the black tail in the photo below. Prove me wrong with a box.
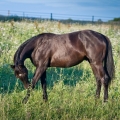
[104,36,115,83]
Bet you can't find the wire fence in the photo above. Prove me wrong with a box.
[0,10,115,22]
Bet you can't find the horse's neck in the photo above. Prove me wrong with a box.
[14,34,45,65]
[14,38,35,65]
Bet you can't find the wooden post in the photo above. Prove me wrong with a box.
[50,13,53,21]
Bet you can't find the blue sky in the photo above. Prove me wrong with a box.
[0,0,120,21]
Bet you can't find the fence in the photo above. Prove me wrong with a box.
[0,10,115,22]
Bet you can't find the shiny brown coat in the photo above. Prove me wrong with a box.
[11,30,115,103]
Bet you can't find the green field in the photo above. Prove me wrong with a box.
[0,21,120,120]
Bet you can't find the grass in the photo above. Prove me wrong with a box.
[0,20,120,120]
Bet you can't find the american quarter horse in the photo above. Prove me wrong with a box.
[11,30,115,103]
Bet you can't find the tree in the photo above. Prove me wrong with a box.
[113,17,120,21]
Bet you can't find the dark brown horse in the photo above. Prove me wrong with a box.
[11,30,115,103]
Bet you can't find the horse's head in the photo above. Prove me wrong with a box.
[10,64,30,89]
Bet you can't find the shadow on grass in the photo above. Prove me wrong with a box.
[0,63,92,94]
[46,65,92,88]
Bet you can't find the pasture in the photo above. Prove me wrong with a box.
[0,21,120,120]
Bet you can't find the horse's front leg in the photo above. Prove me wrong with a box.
[41,71,48,102]
[22,66,46,104]
[22,83,32,104]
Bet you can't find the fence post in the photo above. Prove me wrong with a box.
[92,16,94,24]
[50,13,53,21]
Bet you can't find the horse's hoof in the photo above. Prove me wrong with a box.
[22,97,29,104]
[44,99,48,102]
[104,99,108,102]
[43,94,48,102]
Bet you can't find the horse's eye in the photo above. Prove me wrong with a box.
[15,71,19,75]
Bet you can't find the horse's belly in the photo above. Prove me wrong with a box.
[50,53,84,68]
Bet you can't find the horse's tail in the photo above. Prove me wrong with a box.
[104,36,115,84]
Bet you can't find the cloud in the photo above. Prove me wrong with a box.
[5,0,73,4]
[4,0,120,9]
[5,0,44,4]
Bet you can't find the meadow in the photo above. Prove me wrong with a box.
[0,20,120,120]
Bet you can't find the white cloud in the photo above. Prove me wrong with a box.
[5,0,44,4]
[4,0,82,4]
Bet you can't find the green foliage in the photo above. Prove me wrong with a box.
[0,21,120,119]
[113,17,120,21]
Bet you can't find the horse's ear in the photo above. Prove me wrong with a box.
[10,65,15,70]
[18,64,24,69]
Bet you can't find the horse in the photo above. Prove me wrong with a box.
[11,30,115,103]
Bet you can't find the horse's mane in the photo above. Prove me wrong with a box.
[14,37,35,65]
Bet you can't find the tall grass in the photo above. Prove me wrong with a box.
[0,21,120,120]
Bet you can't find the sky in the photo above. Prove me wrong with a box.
[0,0,120,21]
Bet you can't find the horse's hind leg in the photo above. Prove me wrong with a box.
[103,74,109,102]
[41,71,48,101]
[90,63,108,101]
